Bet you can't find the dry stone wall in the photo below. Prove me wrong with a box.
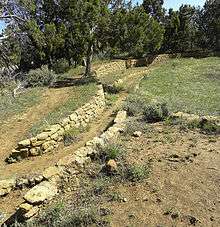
[7,85,106,163]
[96,60,126,78]
[1,111,127,224]
[125,54,171,68]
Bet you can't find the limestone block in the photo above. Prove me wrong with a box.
[36,132,50,141]
[69,113,78,121]
[60,117,70,127]
[24,181,58,205]
[19,203,33,212]
[64,124,71,131]
[44,124,61,134]
[57,128,65,136]
[43,166,62,180]
[57,154,77,167]
[42,140,56,151]
[31,140,44,147]
[69,121,77,127]
[18,139,31,148]
[43,146,54,154]
[24,206,39,219]
[114,111,127,124]
[50,133,60,141]
[75,147,89,157]
[0,178,16,196]
[30,147,41,156]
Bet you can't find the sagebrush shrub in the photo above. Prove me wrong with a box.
[144,102,169,123]
[127,164,150,182]
[124,93,149,116]
[26,65,56,87]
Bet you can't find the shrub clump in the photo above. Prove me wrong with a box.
[144,102,169,123]
[97,143,125,162]
[124,93,150,116]
[126,164,150,182]
[26,65,56,87]
[52,59,70,74]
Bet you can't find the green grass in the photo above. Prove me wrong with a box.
[0,87,44,124]
[28,83,97,136]
[139,57,220,116]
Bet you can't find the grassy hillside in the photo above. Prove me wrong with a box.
[139,57,220,116]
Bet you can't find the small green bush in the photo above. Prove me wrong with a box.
[52,59,70,74]
[26,65,56,87]
[144,102,169,123]
[127,164,150,182]
[124,93,149,116]
[188,119,220,134]
[124,118,149,135]
[107,191,123,202]
[97,144,125,162]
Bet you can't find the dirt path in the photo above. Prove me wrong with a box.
[0,87,72,168]
[0,65,149,179]
[41,122,220,227]
[0,65,151,222]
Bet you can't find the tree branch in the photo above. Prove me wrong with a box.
[0,15,25,22]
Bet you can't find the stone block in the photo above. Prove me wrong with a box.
[36,132,50,141]
[30,147,41,156]
[43,166,62,180]
[50,133,60,141]
[114,111,127,124]
[0,178,16,196]
[69,113,78,121]
[60,117,70,127]
[42,141,56,151]
[18,139,31,148]
[57,154,76,167]
[24,181,57,205]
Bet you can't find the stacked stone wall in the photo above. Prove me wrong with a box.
[7,85,105,163]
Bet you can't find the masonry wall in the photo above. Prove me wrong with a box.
[7,85,105,163]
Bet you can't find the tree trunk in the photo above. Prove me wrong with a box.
[84,42,93,77]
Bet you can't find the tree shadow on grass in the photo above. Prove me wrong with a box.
[51,76,99,88]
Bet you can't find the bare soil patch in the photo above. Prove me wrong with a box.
[36,121,220,227]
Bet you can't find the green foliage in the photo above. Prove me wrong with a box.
[108,6,164,57]
[144,102,169,123]
[139,57,220,116]
[124,118,149,135]
[98,143,125,162]
[123,93,150,116]
[26,65,56,87]
[52,59,70,74]
[108,191,124,202]
[127,164,150,182]
[28,83,97,136]
[38,202,65,226]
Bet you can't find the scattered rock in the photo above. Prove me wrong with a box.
[24,181,58,205]
[19,203,33,212]
[123,197,128,202]
[0,178,16,196]
[184,215,199,226]
[171,212,179,219]
[106,159,118,173]
[24,206,39,219]
[133,131,142,137]
[143,196,148,201]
